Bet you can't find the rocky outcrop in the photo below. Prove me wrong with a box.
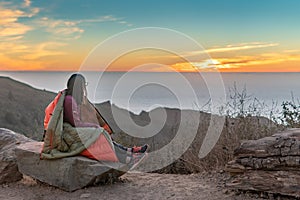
[15,142,127,191]
[225,128,300,198]
[0,128,33,184]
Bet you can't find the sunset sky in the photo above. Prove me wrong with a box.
[1,0,300,72]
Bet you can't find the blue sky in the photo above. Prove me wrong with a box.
[1,0,300,71]
[30,0,300,43]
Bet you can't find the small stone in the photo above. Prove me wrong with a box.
[222,189,229,194]
[80,193,91,198]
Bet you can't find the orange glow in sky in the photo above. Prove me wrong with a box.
[1,1,300,72]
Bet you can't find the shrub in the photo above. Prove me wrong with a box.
[277,101,300,128]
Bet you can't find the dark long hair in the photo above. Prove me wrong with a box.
[66,73,86,105]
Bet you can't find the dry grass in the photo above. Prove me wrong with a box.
[111,83,283,174]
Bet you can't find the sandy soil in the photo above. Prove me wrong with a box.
[0,172,265,200]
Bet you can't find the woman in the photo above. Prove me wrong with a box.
[41,73,148,169]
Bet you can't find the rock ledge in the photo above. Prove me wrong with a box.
[16,142,126,191]
[226,128,300,198]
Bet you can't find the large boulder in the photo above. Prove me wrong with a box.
[225,128,300,198]
[15,142,127,191]
[0,128,33,183]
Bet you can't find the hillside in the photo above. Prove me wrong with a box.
[0,76,278,173]
[0,77,56,140]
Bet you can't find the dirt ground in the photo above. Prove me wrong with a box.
[0,171,267,200]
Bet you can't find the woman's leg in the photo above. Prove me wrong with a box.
[113,141,131,152]
[113,143,148,170]
[113,142,132,164]
[113,141,149,153]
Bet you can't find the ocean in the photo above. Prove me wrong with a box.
[1,71,300,116]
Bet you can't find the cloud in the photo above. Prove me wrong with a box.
[206,42,279,53]
[0,6,39,23]
[76,15,132,26]
[0,39,70,71]
[0,4,39,37]
[140,42,280,62]
[0,2,58,66]
[0,39,67,59]
[53,27,84,35]
[283,49,300,53]
[36,14,133,40]
[1,1,131,42]
[0,52,45,70]
[78,15,133,27]
[0,8,24,25]
[36,17,84,40]
[0,41,28,54]
[171,59,239,72]
[0,2,133,70]
[24,0,31,7]
[192,59,237,69]
[216,52,300,67]
[192,53,300,70]
[1,35,24,41]
[179,42,279,57]
[27,7,39,17]
[0,4,43,68]
[0,22,32,36]
[78,15,121,23]
[117,20,133,26]
[21,42,67,60]
[169,51,300,72]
